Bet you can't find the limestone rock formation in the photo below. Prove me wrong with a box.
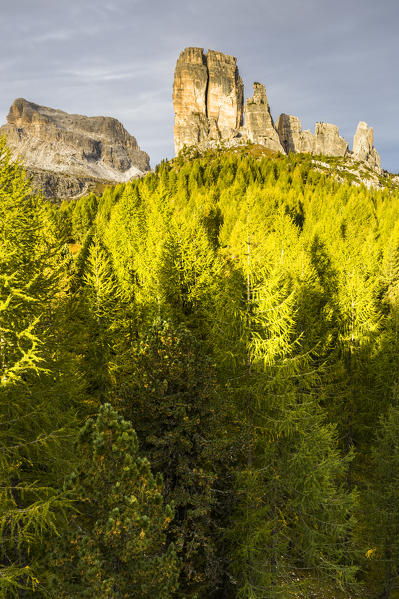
[206,50,244,139]
[172,47,209,152]
[0,98,150,198]
[276,114,315,154]
[352,121,381,172]
[24,167,111,199]
[173,47,383,171]
[173,47,244,154]
[277,115,348,157]
[314,122,348,157]
[244,83,285,153]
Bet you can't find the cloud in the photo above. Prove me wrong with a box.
[0,0,397,171]
[31,29,76,44]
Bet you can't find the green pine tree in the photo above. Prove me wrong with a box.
[48,403,180,599]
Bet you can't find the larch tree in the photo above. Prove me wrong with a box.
[0,137,69,596]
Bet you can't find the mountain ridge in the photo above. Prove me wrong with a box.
[0,98,150,199]
[173,47,382,173]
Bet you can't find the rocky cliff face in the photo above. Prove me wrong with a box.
[244,83,285,153]
[277,116,348,157]
[172,48,209,152]
[0,98,150,198]
[206,50,244,139]
[173,47,383,172]
[276,114,315,154]
[352,121,381,173]
[314,122,348,157]
[173,47,244,154]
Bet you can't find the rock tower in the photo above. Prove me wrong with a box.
[352,121,381,173]
[173,47,382,172]
[244,83,284,153]
[173,47,243,154]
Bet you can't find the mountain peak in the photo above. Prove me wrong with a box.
[0,99,150,198]
[173,46,382,172]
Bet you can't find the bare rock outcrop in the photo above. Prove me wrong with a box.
[352,121,381,173]
[244,83,285,153]
[276,114,315,154]
[314,122,348,157]
[206,50,244,139]
[172,48,209,152]
[173,47,383,171]
[277,115,348,157]
[173,47,244,154]
[0,98,150,198]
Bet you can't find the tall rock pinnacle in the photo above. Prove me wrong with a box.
[173,47,244,154]
[206,50,244,138]
[244,83,285,153]
[172,48,209,153]
[352,121,381,173]
[173,47,383,172]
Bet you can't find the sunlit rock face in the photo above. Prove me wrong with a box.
[172,47,210,153]
[244,83,285,153]
[314,122,348,157]
[206,49,244,139]
[352,121,381,173]
[173,47,244,154]
[276,114,315,154]
[0,98,150,198]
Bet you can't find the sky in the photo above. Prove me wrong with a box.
[0,0,398,172]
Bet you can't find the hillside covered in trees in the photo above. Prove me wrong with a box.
[2,136,399,599]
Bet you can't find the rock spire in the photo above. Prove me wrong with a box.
[173,46,383,172]
[276,114,315,154]
[207,50,244,138]
[314,122,348,157]
[352,121,381,173]
[173,47,243,154]
[244,83,285,153]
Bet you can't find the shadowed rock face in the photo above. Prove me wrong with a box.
[173,47,244,154]
[353,121,381,173]
[244,83,285,153]
[0,98,150,198]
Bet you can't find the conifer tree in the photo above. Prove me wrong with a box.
[0,137,70,596]
[81,233,122,404]
[364,404,399,599]
[113,321,220,596]
[49,403,180,599]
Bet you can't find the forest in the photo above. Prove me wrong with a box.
[2,135,399,599]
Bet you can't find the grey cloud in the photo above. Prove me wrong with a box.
[0,0,398,171]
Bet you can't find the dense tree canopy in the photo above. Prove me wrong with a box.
[2,139,399,598]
